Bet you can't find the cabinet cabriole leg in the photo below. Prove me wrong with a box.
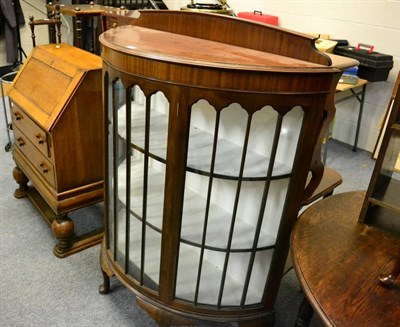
[12,166,29,198]
[52,215,74,257]
[99,268,110,294]
[99,242,114,294]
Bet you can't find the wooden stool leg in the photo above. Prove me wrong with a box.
[295,297,314,327]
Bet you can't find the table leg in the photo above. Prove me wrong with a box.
[295,297,314,327]
[352,84,367,151]
[89,16,95,53]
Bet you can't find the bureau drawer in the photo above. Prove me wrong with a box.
[11,104,49,158]
[13,126,56,188]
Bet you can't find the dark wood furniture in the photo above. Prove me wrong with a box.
[98,10,341,326]
[360,72,400,234]
[46,2,120,54]
[97,0,164,10]
[8,44,104,257]
[359,72,400,287]
[301,167,342,206]
[292,191,400,327]
[29,3,62,47]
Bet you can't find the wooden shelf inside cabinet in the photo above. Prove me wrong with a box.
[8,44,104,258]
[117,102,293,180]
[370,177,400,214]
[99,10,341,327]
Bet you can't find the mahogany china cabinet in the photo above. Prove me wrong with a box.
[98,10,341,326]
[9,44,104,257]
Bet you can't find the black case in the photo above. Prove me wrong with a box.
[334,45,393,82]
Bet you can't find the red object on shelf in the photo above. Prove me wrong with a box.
[356,43,374,54]
[238,11,279,26]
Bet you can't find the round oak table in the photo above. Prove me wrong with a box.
[291,191,400,326]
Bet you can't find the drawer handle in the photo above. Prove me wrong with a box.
[16,137,25,147]
[13,112,22,121]
[36,134,45,145]
[39,163,49,174]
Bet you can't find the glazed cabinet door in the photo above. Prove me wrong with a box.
[104,72,311,307]
[106,77,170,293]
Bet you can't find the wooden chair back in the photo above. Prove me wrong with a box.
[29,4,62,47]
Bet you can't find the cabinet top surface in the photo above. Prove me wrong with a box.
[100,25,333,72]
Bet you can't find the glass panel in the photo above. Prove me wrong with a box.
[176,245,226,305]
[175,243,201,303]
[215,104,248,177]
[143,226,162,290]
[124,87,168,292]
[259,178,291,242]
[177,102,305,306]
[245,106,282,177]
[245,250,273,304]
[186,100,215,172]
[126,216,161,290]
[114,79,127,268]
[130,85,146,150]
[275,106,304,172]
[149,92,169,159]
[222,252,252,306]
[105,73,114,253]
[129,89,169,160]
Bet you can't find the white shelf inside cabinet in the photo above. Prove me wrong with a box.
[117,159,277,250]
[117,104,293,179]
[115,220,267,305]
[116,216,162,288]
[175,243,269,305]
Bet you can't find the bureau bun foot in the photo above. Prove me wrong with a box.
[12,166,29,199]
[52,215,74,257]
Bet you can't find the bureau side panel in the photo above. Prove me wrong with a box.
[51,69,104,194]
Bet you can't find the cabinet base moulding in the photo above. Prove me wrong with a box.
[99,243,275,327]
